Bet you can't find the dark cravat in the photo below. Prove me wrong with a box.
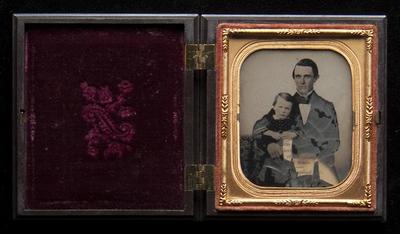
[295,94,310,104]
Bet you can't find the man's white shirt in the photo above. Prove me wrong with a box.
[297,90,314,125]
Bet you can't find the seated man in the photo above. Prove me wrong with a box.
[266,58,341,187]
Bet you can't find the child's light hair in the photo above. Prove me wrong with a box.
[272,92,295,106]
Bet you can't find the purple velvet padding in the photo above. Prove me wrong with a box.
[24,24,185,210]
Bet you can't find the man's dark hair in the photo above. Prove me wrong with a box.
[292,58,319,78]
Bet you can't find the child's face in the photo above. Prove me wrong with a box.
[273,96,292,120]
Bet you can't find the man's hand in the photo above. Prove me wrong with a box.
[281,131,297,139]
[267,143,282,158]
[297,152,317,159]
[264,130,281,140]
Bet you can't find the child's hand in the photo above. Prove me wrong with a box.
[281,131,297,139]
[264,130,281,140]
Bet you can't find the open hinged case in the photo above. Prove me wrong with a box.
[13,14,386,220]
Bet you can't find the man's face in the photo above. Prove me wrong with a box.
[273,96,292,120]
[293,65,318,96]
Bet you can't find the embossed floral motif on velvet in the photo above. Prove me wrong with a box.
[80,80,136,158]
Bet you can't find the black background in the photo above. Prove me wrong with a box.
[1,0,399,232]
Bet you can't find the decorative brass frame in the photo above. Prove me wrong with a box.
[215,23,379,211]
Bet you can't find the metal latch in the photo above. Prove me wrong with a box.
[374,110,381,125]
[185,164,214,191]
[186,44,215,71]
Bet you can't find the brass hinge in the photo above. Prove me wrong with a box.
[186,44,215,71]
[185,164,214,191]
